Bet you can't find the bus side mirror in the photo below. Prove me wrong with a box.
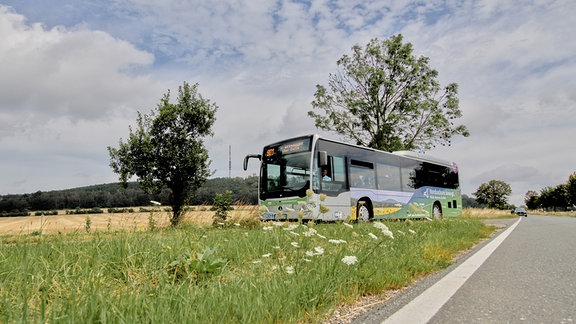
[318,151,328,166]
[243,154,261,171]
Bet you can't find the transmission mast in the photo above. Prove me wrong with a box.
[228,145,231,178]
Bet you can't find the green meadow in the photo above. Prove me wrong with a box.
[0,218,494,323]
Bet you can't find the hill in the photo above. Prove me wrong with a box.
[0,176,258,214]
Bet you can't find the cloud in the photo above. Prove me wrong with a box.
[0,5,158,123]
[0,1,575,208]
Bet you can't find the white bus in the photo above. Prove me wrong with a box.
[244,134,461,221]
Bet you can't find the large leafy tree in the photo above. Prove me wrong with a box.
[473,180,512,210]
[524,190,539,210]
[309,34,469,152]
[108,82,217,226]
[568,172,576,207]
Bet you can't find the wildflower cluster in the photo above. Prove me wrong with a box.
[373,221,395,239]
[250,219,419,278]
[252,222,369,272]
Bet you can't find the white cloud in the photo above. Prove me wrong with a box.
[0,1,575,208]
[0,6,158,123]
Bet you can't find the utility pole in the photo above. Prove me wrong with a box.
[228,145,231,178]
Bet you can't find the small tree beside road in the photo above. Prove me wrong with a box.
[108,82,217,226]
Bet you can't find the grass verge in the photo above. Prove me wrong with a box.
[0,218,493,323]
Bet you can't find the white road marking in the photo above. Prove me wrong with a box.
[383,218,522,324]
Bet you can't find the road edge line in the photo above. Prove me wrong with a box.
[382,218,522,323]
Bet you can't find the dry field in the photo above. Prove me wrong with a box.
[0,206,259,236]
[0,207,518,236]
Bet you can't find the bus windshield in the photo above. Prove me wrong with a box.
[260,138,311,199]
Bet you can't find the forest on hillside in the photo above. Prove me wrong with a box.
[0,176,258,215]
[1,175,488,217]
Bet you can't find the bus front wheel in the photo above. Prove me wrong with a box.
[433,203,443,220]
[357,201,372,222]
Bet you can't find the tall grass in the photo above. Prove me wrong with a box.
[0,218,492,323]
[461,208,516,219]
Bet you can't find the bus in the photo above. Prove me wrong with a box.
[243,134,461,222]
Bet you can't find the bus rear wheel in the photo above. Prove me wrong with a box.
[357,201,372,222]
[433,203,443,220]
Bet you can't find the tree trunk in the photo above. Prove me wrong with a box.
[170,186,186,227]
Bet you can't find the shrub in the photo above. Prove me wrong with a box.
[212,190,234,226]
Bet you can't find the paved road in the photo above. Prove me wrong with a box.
[355,216,576,323]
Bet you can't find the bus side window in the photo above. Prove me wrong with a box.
[401,161,419,192]
[332,157,345,182]
[377,163,401,191]
[349,162,376,189]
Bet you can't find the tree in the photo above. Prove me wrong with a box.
[308,34,469,152]
[462,194,483,208]
[473,180,512,210]
[567,172,576,208]
[553,184,570,210]
[524,190,539,210]
[108,82,217,226]
[538,186,555,211]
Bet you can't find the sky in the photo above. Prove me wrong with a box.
[0,0,574,206]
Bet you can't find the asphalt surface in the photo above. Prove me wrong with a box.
[353,216,576,323]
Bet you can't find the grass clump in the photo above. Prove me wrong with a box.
[0,218,493,323]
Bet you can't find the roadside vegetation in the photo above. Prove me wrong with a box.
[461,208,516,219]
[528,210,576,218]
[0,212,494,323]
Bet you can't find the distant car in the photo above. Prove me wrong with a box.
[514,207,528,217]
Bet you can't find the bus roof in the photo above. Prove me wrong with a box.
[265,134,456,167]
[391,150,455,167]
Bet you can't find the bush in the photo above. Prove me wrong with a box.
[212,191,234,226]
[108,208,135,213]
[0,211,30,217]
[34,210,58,216]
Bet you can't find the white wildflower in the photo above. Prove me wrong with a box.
[329,239,347,244]
[409,229,417,235]
[303,258,312,262]
[285,266,295,274]
[284,224,299,231]
[252,260,262,264]
[368,232,378,240]
[303,227,318,237]
[316,233,327,239]
[273,246,281,250]
[397,230,405,236]
[306,246,325,257]
[341,255,358,266]
[382,229,395,239]
[343,223,354,229]
[373,222,390,231]
[373,222,395,239]
[290,231,300,236]
[263,226,273,231]
[273,222,284,227]
[291,242,300,248]
[262,253,272,258]
[234,223,241,226]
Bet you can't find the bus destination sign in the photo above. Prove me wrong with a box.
[265,138,310,158]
